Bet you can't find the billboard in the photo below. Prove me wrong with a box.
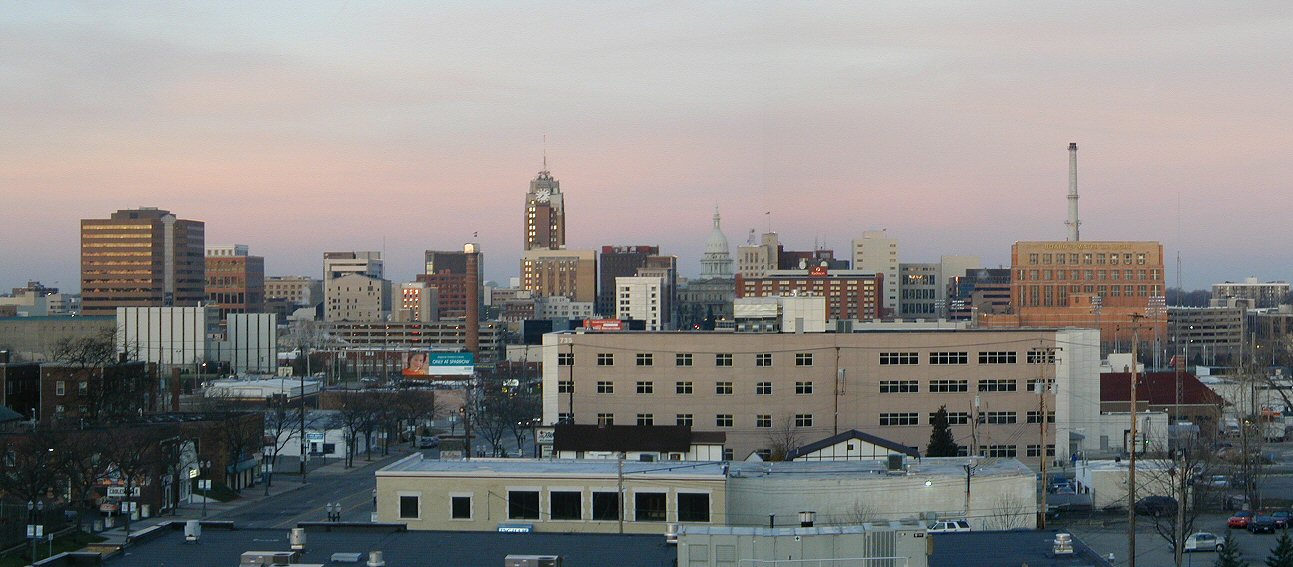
[404,351,475,377]
[583,319,624,331]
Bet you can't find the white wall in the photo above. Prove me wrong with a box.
[117,306,213,372]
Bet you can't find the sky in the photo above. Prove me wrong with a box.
[3,2,1292,292]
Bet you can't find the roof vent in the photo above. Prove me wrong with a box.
[184,520,200,543]
[290,527,306,551]
[367,550,386,567]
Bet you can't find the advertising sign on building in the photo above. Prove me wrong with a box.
[583,319,623,331]
[428,352,475,376]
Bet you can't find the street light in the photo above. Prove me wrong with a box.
[27,500,44,563]
[199,460,212,518]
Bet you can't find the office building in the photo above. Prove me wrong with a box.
[265,276,321,307]
[397,282,439,323]
[80,207,205,315]
[736,268,883,321]
[1212,278,1290,309]
[524,167,565,251]
[597,245,659,317]
[1167,306,1244,366]
[204,245,265,321]
[521,249,597,303]
[851,230,899,316]
[541,327,1098,464]
[325,273,391,322]
[615,276,666,330]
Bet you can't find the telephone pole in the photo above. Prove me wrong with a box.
[1127,313,1148,567]
[1035,343,1060,530]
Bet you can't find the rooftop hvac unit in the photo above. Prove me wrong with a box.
[290,527,306,551]
[367,550,386,567]
[183,520,201,543]
[240,551,297,566]
[504,555,564,567]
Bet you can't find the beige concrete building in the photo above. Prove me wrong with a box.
[325,273,391,322]
[0,316,116,362]
[521,249,597,303]
[265,276,322,306]
[542,327,1100,465]
[852,230,899,316]
[1212,277,1290,310]
[376,455,727,533]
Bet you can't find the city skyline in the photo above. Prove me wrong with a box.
[4,4,1293,291]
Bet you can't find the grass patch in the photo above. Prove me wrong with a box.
[0,531,106,567]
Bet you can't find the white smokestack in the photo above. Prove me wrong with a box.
[1066,142,1080,241]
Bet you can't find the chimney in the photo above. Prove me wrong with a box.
[464,243,480,356]
[1066,142,1080,241]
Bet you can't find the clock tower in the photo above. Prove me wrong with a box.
[524,166,565,251]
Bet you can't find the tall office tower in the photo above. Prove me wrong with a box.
[524,167,565,251]
[81,207,205,316]
[851,230,899,316]
[699,207,734,278]
[597,245,659,317]
[205,245,265,321]
[323,251,386,322]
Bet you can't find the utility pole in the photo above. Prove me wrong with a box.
[1035,342,1059,530]
[1127,313,1146,567]
[617,452,625,534]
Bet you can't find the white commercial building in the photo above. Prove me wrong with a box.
[852,230,900,315]
[616,276,666,330]
[116,307,277,373]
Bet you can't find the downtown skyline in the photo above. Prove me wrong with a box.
[3,3,1292,291]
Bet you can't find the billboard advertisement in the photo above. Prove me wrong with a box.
[583,319,624,331]
[403,351,476,377]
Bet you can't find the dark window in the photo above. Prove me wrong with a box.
[451,495,471,519]
[597,353,614,366]
[795,381,813,395]
[636,353,653,366]
[795,353,814,366]
[592,492,619,521]
[508,490,540,520]
[676,414,693,426]
[716,414,733,427]
[558,380,573,393]
[715,353,733,366]
[755,353,772,367]
[399,495,419,519]
[676,381,693,394]
[677,493,710,522]
[880,352,918,365]
[636,381,654,394]
[715,381,733,395]
[597,381,614,394]
[756,415,772,428]
[676,353,693,366]
[978,351,1017,364]
[929,352,968,365]
[635,493,667,522]
[550,491,582,520]
[929,379,968,392]
[756,382,772,395]
[557,353,574,366]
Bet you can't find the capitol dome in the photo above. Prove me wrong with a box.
[699,207,734,278]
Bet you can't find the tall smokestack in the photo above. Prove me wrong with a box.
[464,243,480,356]
[1066,142,1080,241]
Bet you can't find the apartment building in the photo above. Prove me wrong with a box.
[541,327,1099,464]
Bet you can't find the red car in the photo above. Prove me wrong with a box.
[1228,511,1254,528]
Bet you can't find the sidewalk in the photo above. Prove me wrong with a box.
[90,446,417,548]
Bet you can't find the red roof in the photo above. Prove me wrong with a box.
[1100,371,1226,406]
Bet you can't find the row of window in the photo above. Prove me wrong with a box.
[1026,251,1149,266]
[595,413,816,428]
[560,351,1052,367]
[577,380,818,395]
[399,490,711,523]
[563,378,1055,395]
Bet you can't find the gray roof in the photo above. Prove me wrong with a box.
[929,531,1112,567]
[108,526,675,567]
[785,429,920,460]
[727,457,1032,479]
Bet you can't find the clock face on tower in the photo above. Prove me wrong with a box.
[535,188,552,202]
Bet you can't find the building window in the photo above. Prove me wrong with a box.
[879,413,919,426]
[880,352,919,365]
[755,353,773,367]
[676,353,693,366]
[715,353,733,366]
[755,382,772,395]
[977,379,1017,392]
[795,381,813,395]
[677,493,711,523]
[676,414,693,427]
[597,413,614,426]
[550,491,582,520]
[1027,350,1057,364]
[597,353,614,366]
[399,494,420,519]
[597,381,614,394]
[879,380,918,393]
[931,411,970,425]
[795,353,814,366]
[557,412,573,423]
[978,351,1017,364]
[794,414,814,427]
[450,495,472,519]
[636,353,653,366]
[56,381,65,396]
[929,379,968,393]
[983,411,1018,424]
[592,492,619,521]
[557,352,574,366]
[716,381,733,395]
[508,490,540,520]
[756,415,772,428]
[635,493,667,522]
[1027,378,1055,393]
[676,381,693,394]
[637,413,654,426]
[1026,411,1056,424]
[636,381,654,394]
[558,380,573,394]
[929,352,968,365]
[1026,445,1056,457]
[981,445,1017,458]
[715,414,733,427]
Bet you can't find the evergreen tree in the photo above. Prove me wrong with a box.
[1216,533,1248,567]
[926,405,958,457]
[1267,531,1293,567]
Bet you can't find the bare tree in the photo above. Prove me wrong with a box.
[331,392,373,467]
[982,493,1029,531]
[839,500,876,525]
[766,416,804,461]
[57,429,112,530]
[0,430,64,504]
[103,426,168,537]
[1137,433,1224,567]
[264,397,319,483]
[470,386,515,457]
[48,329,150,425]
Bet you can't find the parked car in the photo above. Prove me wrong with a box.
[1184,532,1222,553]
[416,435,441,449]
[1134,496,1178,517]
[1248,515,1277,534]
[1203,475,1230,488]
[1228,511,1254,529]
[927,519,972,533]
[1272,510,1291,529]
